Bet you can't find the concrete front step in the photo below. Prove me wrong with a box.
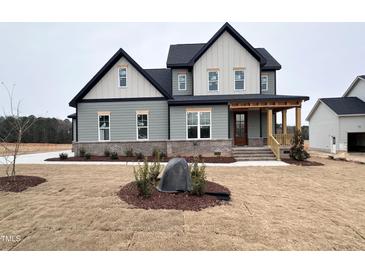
[233,150,272,155]
[235,157,277,161]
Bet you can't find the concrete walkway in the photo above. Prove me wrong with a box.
[0,150,289,167]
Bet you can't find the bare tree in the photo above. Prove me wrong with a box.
[0,82,35,180]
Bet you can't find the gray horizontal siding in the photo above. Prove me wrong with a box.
[261,71,275,95]
[170,105,228,140]
[172,69,193,96]
[77,100,168,142]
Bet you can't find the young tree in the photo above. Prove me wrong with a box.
[289,129,310,161]
[0,82,35,179]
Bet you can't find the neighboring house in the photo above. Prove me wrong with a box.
[306,75,365,153]
[68,22,309,160]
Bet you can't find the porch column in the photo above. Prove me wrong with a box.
[295,107,301,131]
[267,109,273,137]
[282,109,287,134]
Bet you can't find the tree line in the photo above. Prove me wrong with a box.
[0,116,72,144]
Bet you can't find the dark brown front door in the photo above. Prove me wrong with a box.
[234,112,248,146]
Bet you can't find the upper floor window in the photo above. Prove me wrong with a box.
[208,71,219,92]
[118,67,127,88]
[98,113,110,141]
[178,73,187,91]
[234,70,245,91]
[186,110,211,139]
[261,75,269,92]
[136,111,149,140]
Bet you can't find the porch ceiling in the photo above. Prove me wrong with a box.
[229,99,302,111]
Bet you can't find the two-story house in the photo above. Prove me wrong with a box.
[68,22,309,160]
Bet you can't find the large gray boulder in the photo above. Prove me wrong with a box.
[157,158,192,192]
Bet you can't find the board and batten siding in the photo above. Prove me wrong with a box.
[261,71,276,95]
[308,102,339,151]
[170,105,229,140]
[193,31,260,95]
[172,69,193,96]
[77,101,168,142]
[83,57,163,100]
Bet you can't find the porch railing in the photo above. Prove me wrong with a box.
[273,133,293,146]
[268,135,281,160]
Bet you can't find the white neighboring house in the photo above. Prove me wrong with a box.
[306,75,365,153]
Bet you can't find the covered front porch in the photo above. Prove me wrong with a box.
[228,98,306,160]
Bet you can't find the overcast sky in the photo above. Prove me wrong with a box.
[0,22,364,125]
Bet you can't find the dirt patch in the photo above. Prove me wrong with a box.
[118,181,230,211]
[46,155,236,163]
[282,158,324,166]
[0,175,46,192]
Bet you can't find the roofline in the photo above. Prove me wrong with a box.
[187,22,266,67]
[306,99,340,121]
[342,75,365,97]
[69,48,172,107]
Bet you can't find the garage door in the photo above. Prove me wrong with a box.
[348,132,365,152]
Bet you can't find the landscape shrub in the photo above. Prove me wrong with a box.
[59,152,68,160]
[79,148,86,157]
[190,158,207,196]
[214,151,221,157]
[152,148,166,160]
[290,129,310,161]
[135,152,144,160]
[104,149,110,157]
[84,153,91,160]
[110,152,118,160]
[133,159,151,197]
[149,153,162,182]
[124,148,134,157]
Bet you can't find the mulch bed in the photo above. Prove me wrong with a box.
[282,159,324,166]
[0,175,46,192]
[118,180,231,211]
[46,155,236,163]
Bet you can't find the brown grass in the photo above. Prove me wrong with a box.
[0,143,71,156]
[0,158,364,251]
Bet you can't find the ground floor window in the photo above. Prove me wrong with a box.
[186,110,211,139]
[136,111,149,140]
[98,113,110,141]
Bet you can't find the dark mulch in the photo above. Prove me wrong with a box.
[0,175,46,192]
[46,155,236,163]
[283,158,324,166]
[118,180,231,211]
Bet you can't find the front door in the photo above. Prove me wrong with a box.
[234,112,248,146]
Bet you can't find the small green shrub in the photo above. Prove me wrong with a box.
[149,153,162,182]
[133,159,151,197]
[104,149,110,157]
[124,148,134,157]
[79,148,86,157]
[110,152,118,160]
[159,151,166,159]
[152,147,160,158]
[135,152,144,160]
[214,151,221,157]
[289,129,310,161]
[190,158,206,196]
[84,153,91,160]
[59,153,68,160]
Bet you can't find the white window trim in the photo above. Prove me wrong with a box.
[118,67,127,89]
[97,113,111,142]
[234,69,246,92]
[136,111,149,141]
[261,74,269,92]
[208,71,219,92]
[186,110,212,140]
[177,73,187,91]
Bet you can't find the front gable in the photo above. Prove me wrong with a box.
[193,30,261,95]
[343,76,365,102]
[83,57,164,100]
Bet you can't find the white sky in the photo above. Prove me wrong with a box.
[0,22,364,125]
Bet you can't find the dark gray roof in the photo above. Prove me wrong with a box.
[166,43,281,70]
[321,97,365,115]
[67,113,76,119]
[168,94,309,106]
[256,48,281,70]
[166,43,205,67]
[145,68,172,95]
[359,75,365,80]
